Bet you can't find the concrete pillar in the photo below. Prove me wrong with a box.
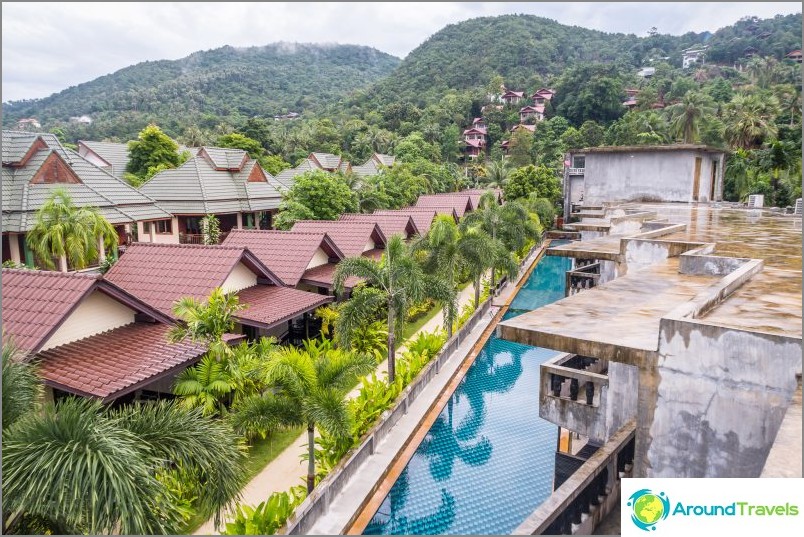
[236,212,243,229]
[8,233,22,265]
[634,363,659,477]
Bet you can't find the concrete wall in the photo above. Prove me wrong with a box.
[570,176,584,203]
[639,319,802,477]
[307,247,329,269]
[580,151,722,205]
[221,263,258,294]
[604,361,639,442]
[41,290,136,351]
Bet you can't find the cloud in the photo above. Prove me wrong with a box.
[2,2,801,102]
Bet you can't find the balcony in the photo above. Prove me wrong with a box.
[178,231,230,245]
[565,261,601,296]
[567,167,585,175]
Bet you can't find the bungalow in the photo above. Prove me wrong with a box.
[2,130,172,269]
[139,146,283,244]
[462,188,503,206]
[372,208,443,234]
[415,193,475,218]
[222,229,360,295]
[786,49,802,63]
[519,104,545,123]
[623,89,639,109]
[338,213,419,241]
[104,242,332,344]
[1,268,237,403]
[471,117,487,130]
[682,46,707,68]
[501,124,535,153]
[78,140,199,180]
[291,220,387,260]
[351,153,396,178]
[274,159,317,190]
[531,88,555,105]
[308,152,351,174]
[501,90,525,105]
[464,138,485,160]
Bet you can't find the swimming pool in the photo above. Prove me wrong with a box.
[363,250,572,535]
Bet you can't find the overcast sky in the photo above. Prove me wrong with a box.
[2,2,800,102]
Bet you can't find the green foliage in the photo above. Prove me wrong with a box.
[526,195,557,230]
[2,339,41,430]
[406,298,436,323]
[347,320,389,363]
[260,154,292,176]
[216,133,265,159]
[666,91,717,143]
[507,128,533,168]
[222,487,307,535]
[553,63,628,126]
[359,162,431,210]
[2,260,32,269]
[201,213,222,245]
[168,287,244,357]
[276,170,359,229]
[173,355,235,417]
[393,131,442,162]
[504,165,562,203]
[98,255,116,274]
[406,329,447,357]
[126,124,182,180]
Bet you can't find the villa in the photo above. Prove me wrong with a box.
[291,219,387,260]
[371,207,443,234]
[415,192,476,218]
[338,212,420,241]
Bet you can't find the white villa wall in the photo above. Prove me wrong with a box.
[137,218,180,244]
[363,238,375,252]
[307,247,329,269]
[221,262,258,294]
[41,290,136,351]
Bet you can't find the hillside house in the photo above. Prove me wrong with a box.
[786,49,802,63]
[2,130,172,269]
[682,46,707,68]
[501,124,535,153]
[139,146,282,244]
[637,67,656,78]
[471,117,487,130]
[519,104,545,123]
[501,90,525,105]
[15,118,41,130]
[463,125,487,160]
[105,243,332,344]
[1,269,234,403]
[623,88,639,109]
[531,88,556,105]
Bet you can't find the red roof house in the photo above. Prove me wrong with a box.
[291,220,387,259]
[338,213,419,240]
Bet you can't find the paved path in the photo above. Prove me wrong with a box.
[195,282,480,534]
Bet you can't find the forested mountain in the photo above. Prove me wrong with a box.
[1,43,400,141]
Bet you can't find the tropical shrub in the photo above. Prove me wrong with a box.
[222,486,307,536]
[405,298,436,323]
[406,329,447,357]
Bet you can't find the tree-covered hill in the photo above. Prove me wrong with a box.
[1,43,400,140]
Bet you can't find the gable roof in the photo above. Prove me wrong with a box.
[234,285,333,330]
[274,159,316,190]
[372,208,441,233]
[104,243,281,317]
[520,105,545,113]
[222,229,344,287]
[309,152,343,171]
[415,193,474,217]
[372,153,395,167]
[291,220,387,258]
[139,151,281,214]
[77,140,130,179]
[463,127,487,136]
[338,213,419,239]
[1,268,173,355]
[2,131,172,232]
[502,90,525,98]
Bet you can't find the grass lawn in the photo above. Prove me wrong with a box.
[181,426,304,534]
[397,301,443,347]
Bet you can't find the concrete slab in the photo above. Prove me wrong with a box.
[547,235,624,261]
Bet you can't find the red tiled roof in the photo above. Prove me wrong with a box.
[291,220,387,258]
[105,243,279,317]
[222,230,344,287]
[464,138,484,148]
[462,127,487,135]
[372,208,440,233]
[300,263,362,290]
[1,269,172,354]
[416,194,473,216]
[235,285,332,329]
[338,213,419,239]
[36,323,243,401]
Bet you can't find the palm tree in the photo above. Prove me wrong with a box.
[2,338,40,430]
[173,355,235,417]
[666,91,716,144]
[235,344,374,493]
[723,93,780,150]
[334,235,455,383]
[458,226,518,309]
[26,188,118,272]
[169,287,244,360]
[482,157,512,188]
[2,397,245,534]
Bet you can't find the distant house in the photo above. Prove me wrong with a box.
[338,213,419,241]
[623,89,639,109]
[274,112,300,120]
[415,193,475,218]
[531,88,556,105]
[69,115,93,125]
[682,46,707,69]
[1,268,228,403]
[501,124,535,153]
[351,153,395,178]
[501,90,525,105]
[15,118,41,130]
[519,104,545,123]
[563,144,726,219]
[274,152,354,189]
[105,242,332,344]
[462,125,487,160]
[786,49,803,63]
[2,130,172,268]
[139,146,283,243]
[471,117,487,130]
[637,67,656,78]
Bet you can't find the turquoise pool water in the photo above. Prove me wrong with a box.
[364,250,572,535]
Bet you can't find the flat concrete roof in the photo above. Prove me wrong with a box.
[497,258,719,365]
[546,235,623,261]
[570,144,726,154]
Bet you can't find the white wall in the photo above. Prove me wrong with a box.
[306,247,329,269]
[41,290,136,351]
[221,262,257,294]
[363,238,375,252]
[137,218,180,244]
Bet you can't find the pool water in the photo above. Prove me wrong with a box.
[364,251,572,535]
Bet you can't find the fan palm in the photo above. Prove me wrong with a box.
[723,93,780,150]
[334,235,455,383]
[2,397,245,534]
[26,188,118,272]
[234,344,374,493]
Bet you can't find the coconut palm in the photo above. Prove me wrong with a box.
[169,287,244,360]
[334,235,455,383]
[26,188,118,272]
[458,226,518,309]
[2,338,40,430]
[723,93,780,150]
[2,397,245,534]
[665,91,716,144]
[234,344,374,493]
[482,158,512,188]
[173,355,235,417]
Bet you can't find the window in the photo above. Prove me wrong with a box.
[572,156,586,169]
[153,219,172,234]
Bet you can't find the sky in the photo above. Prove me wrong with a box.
[2,2,801,102]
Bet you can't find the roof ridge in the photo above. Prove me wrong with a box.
[127,242,246,251]
[192,157,209,213]
[1,268,101,279]
[229,229,325,236]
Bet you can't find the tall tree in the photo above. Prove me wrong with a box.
[334,235,454,383]
[274,170,359,229]
[126,124,184,180]
[723,93,780,150]
[666,91,716,143]
[26,188,118,272]
[457,227,518,309]
[507,128,533,168]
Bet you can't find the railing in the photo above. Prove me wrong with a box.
[565,262,601,296]
[543,355,608,408]
[567,167,585,175]
[178,231,230,245]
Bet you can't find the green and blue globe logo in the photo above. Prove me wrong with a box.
[628,489,670,531]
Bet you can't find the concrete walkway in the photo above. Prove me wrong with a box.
[195,282,480,535]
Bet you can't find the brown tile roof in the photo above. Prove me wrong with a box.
[291,220,387,258]
[235,285,333,329]
[300,263,361,290]
[462,188,503,207]
[415,194,474,217]
[222,230,344,287]
[338,213,419,239]
[36,323,243,401]
[373,208,441,233]
[1,268,173,354]
[104,243,280,317]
